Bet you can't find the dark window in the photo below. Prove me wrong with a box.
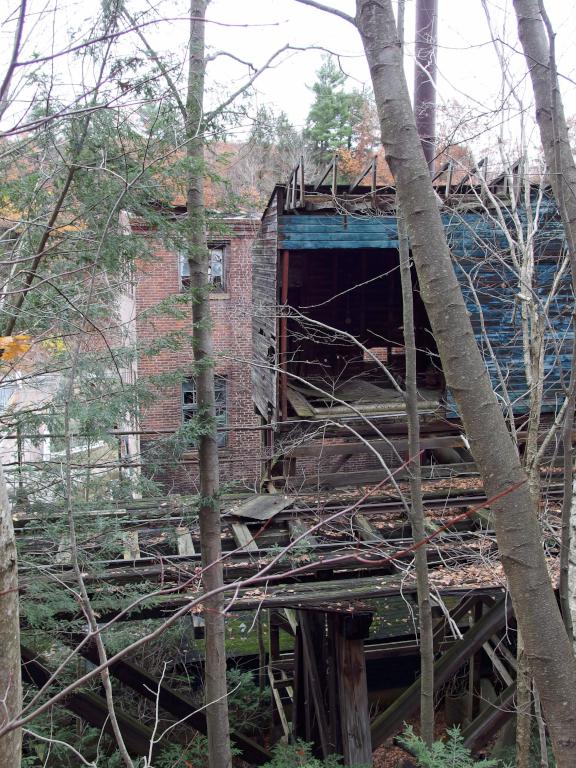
[208,246,225,290]
[179,252,190,290]
[182,375,227,447]
[179,245,226,291]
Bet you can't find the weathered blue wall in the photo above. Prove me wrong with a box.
[278,204,571,418]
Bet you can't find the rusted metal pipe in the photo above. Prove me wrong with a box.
[414,0,438,172]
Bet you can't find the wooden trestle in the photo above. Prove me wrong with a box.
[16,475,538,765]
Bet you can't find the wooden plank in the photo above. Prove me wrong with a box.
[279,239,399,250]
[22,647,160,758]
[231,521,259,552]
[334,615,373,766]
[299,612,331,757]
[310,399,439,417]
[370,597,513,748]
[55,535,71,564]
[176,526,195,555]
[313,156,337,191]
[229,494,294,521]
[288,519,318,546]
[462,683,515,751]
[123,530,140,560]
[268,666,291,737]
[288,468,392,489]
[63,642,271,764]
[285,434,463,459]
[292,627,306,740]
[251,198,278,422]
[283,608,298,634]
[354,514,382,542]
[287,387,314,417]
[482,640,513,686]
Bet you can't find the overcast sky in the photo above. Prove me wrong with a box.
[2,0,576,148]
[203,0,576,132]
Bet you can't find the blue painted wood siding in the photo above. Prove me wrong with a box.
[279,209,571,417]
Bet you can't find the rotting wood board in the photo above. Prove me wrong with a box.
[229,494,294,521]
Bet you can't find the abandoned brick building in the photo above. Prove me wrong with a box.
[128,214,263,493]
[126,157,571,496]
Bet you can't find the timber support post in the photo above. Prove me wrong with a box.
[292,609,373,766]
[332,612,373,766]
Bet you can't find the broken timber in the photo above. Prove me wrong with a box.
[38,641,272,765]
[291,610,373,764]
[370,595,513,748]
[21,647,161,759]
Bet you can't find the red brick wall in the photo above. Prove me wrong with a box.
[133,219,263,493]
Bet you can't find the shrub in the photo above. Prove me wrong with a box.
[262,741,345,768]
[397,725,507,768]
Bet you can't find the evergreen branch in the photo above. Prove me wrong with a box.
[121,8,187,119]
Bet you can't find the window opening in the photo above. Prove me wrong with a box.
[179,245,226,291]
[182,375,228,447]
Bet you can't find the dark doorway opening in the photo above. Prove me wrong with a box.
[283,248,442,417]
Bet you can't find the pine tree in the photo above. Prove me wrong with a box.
[304,55,364,163]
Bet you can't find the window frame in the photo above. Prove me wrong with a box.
[182,374,228,448]
[179,242,227,293]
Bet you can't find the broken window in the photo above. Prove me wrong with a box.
[182,375,228,447]
[179,244,226,291]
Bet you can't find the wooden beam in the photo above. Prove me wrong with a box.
[286,388,314,417]
[298,156,305,208]
[349,159,376,193]
[123,530,140,560]
[231,521,259,553]
[22,647,160,758]
[333,614,373,766]
[462,682,516,752]
[332,155,338,195]
[482,640,514,686]
[299,611,331,757]
[354,514,382,542]
[64,640,272,764]
[314,155,337,191]
[176,526,195,555]
[280,249,289,421]
[268,666,291,737]
[285,434,463,459]
[55,535,71,565]
[370,596,514,748]
[288,519,318,547]
[288,468,392,489]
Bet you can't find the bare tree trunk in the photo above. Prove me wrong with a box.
[186,3,232,767]
[568,475,576,645]
[516,633,532,768]
[399,212,435,745]
[398,0,433,740]
[512,0,576,252]
[560,386,576,636]
[513,0,576,643]
[0,463,21,768]
[354,1,576,763]
[533,682,549,768]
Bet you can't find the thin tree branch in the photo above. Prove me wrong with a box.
[293,0,356,25]
[0,0,27,122]
[122,8,187,119]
